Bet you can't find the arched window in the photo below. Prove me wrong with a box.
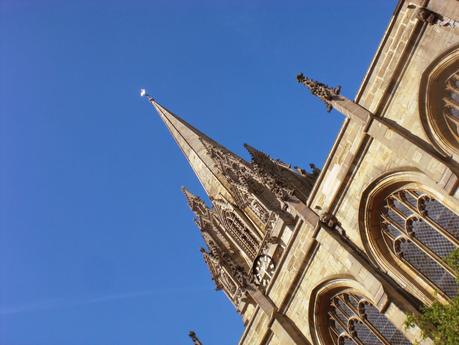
[381,189,459,298]
[421,48,459,154]
[328,291,410,345]
[443,70,459,135]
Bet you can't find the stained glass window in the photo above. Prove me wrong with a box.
[327,292,411,345]
[443,71,459,137]
[381,189,459,298]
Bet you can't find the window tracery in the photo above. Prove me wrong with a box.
[250,198,270,224]
[223,211,259,260]
[381,189,459,298]
[442,71,459,138]
[327,292,410,345]
[421,49,459,154]
[220,270,237,295]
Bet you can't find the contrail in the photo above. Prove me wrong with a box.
[0,286,208,316]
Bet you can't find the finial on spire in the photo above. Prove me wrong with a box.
[139,88,154,102]
[182,187,205,208]
[244,143,290,168]
[243,143,273,166]
[181,187,211,223]
[189,330,203,345]
[296,73,341,112]
[181,185,193,199]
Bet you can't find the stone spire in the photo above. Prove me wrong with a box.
[140,90,288,322]
[140,89,243,202]
[141,90,271,265]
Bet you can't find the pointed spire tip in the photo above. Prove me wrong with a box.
[139,88,154,102]
[181,185,195,196]
[181,186,194,199]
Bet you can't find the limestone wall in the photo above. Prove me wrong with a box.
[238,1,459,344]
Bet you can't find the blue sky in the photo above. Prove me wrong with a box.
[1,1,396,344]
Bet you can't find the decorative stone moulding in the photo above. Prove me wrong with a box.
[420,47,459,157]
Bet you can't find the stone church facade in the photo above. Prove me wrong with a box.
[142,1,459,344]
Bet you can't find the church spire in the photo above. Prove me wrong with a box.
[140,88,239,201]
[140,90,296,321]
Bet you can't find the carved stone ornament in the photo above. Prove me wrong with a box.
[189,331,203,345]
[201,139,275,224]
[297,73,341,112]
[220,270,238,295]
[202,140,255,201]
[182,187,211,222]
[202,139,313,224]
[229,268,255,307]
[200,247,223,291]
[210,198,260,259]
[245,144,318,208]
[233,273,256,306]
[416,8,459,28]
[320,211,339,228]
[243,144,295,201]
[256,212,279,254]
[251,199,270,224]
[203,242,238,294]
[201,243,255,301]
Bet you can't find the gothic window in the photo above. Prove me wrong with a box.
[421,49,459,153]
[381,189,459,298]
[328,292,411,345]
[223,211,259,260]
[441,70,459,139]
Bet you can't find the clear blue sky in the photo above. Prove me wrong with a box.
[1,1,396,344]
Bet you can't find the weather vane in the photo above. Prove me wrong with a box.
[139,88,153,102]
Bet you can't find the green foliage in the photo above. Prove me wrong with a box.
[404,249,459,345]
[446,249,459,281]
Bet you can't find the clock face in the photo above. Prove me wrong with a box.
[253,255,275,287]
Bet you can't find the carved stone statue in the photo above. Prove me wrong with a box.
[296,73,341,112]
[416,7,459,28]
